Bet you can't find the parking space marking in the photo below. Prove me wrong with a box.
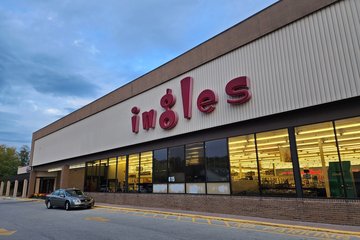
[179,216,193,222]
[93,206,360,240]
[84,216,110,222]
[0,228,16,236]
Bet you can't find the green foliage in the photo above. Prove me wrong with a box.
[18,145,30,166]
[0,144,22,180]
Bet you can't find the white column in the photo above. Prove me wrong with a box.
[13,180,18,198]
[53,178,57,191]
[22,179,28,198]
[5,181,11,196]
[0,181,4,196]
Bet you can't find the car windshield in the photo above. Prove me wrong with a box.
[66,189,84,196]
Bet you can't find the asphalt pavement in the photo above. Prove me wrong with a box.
[0,197,359,240]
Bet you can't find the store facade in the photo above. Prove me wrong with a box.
[28,0,360,225]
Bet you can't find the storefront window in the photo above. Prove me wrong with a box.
[85,160,100,192]
[153,149,168,184]
[296,122,341,198]
[99,159,108,192]
[116,156,127,192]
[335,117,360,199]
[256,129,296,196]
[205,139,229,182]
[127,154,139,192]
[168,146,185,183]
[107,158,117,192]
[229,135,259,195]
[185,142,205,183]
[140,151,153,193]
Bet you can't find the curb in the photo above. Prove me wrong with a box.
[95,204,360,237]
[0,197,42,202]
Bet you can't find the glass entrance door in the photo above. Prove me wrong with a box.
[39,178,55,194]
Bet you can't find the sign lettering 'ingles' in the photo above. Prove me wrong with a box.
[131,76,251,133]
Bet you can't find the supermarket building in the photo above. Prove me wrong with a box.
[3,0,360,225]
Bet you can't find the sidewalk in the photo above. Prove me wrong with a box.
[96,202,360,236]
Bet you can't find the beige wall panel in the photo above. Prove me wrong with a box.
[33,0,360,166]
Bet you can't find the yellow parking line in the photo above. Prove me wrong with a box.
[223,221,230,227]
[84,216,110,222]
[95,204,360,237]
[0,228,16,236]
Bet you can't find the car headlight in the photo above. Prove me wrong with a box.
[73,198,81,205]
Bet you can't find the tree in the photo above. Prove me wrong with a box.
[18,145,30,166]
[0,144,21,180]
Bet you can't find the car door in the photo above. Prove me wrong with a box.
[50,190,60,207]
[58,190,67,207]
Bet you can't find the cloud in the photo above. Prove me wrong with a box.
[0,112,31,146]
[0,0,278,150]
[0,131,30,145]
[29,71,98,97]
[44,108,64,116]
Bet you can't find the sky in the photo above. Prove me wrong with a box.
[0,0,277,150]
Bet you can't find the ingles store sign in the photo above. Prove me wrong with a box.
[131,76,251,133]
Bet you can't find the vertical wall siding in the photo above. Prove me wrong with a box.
[33,0,360,166]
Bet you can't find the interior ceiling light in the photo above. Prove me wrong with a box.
[256,134,288,141]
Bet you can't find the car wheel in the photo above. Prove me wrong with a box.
[46,200,52,209]
[65,201,71,211]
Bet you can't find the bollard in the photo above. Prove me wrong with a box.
[0,181,4,196]
[5,181,10,197]
[13,180,18,198]
[22,179,28,198]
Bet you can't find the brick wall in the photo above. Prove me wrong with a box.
[87,192,360,226]
[68,168,85,191]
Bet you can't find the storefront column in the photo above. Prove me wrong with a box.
[5,181,11,197]
[53,178,57,191]
[27,170,36,197]
[22,179,28,198]
[60,165,70,189]
[288,127,303,198]
[35,178,40,194]
[0,181,4,196]
[13,180,19,198]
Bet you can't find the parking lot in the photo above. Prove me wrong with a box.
[0,198,359,240]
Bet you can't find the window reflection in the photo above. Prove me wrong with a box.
[116,156,126,192]
[168,146,185,183]
[296,122,341,198]
[153,149,168,184]
[85,160,102,192]
[107,158,117,192]
[128,154,139,192]
[257,129,296,196]
[335,117,360,198]
[229,135,259,195]
[99,159,108,192]
[205,139,229,182]
[140,151,153,193]
[85,162,96,192]
[185,142,205,183]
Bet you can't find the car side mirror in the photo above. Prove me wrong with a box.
[60,194,65,198]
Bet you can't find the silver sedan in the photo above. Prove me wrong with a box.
[45,188,94,210]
